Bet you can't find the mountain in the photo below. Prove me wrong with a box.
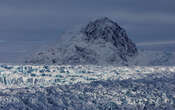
[25,17,138,65]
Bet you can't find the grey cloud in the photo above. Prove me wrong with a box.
[0,0,175,62]
[137,40,175,46]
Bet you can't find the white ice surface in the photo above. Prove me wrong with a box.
[0,64,175,89]
[0,64,175,109]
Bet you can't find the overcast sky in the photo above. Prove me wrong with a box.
[0,0,175,63]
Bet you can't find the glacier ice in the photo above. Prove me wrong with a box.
[0,64,175,89]
[0,64,175,109]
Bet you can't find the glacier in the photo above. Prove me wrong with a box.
[0,64,175,89]
[0,64,175,109]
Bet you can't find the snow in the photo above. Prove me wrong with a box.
[0,64,175,89]
[0,64,175,109]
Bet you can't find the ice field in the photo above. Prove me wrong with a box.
[0,64,175,89]
[0,64,175,109]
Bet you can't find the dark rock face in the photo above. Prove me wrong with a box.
[83,17,138,61]
[63,46,98,65]
[26,17,138,65]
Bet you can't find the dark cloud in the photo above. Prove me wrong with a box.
[0,0,175,62]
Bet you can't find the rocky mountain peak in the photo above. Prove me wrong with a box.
[83,17,138,59]
[83,17,121,41]
[25,17,138,65]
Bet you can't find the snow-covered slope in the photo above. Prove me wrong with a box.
[0,64,175,109]
[25,17,138,65]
